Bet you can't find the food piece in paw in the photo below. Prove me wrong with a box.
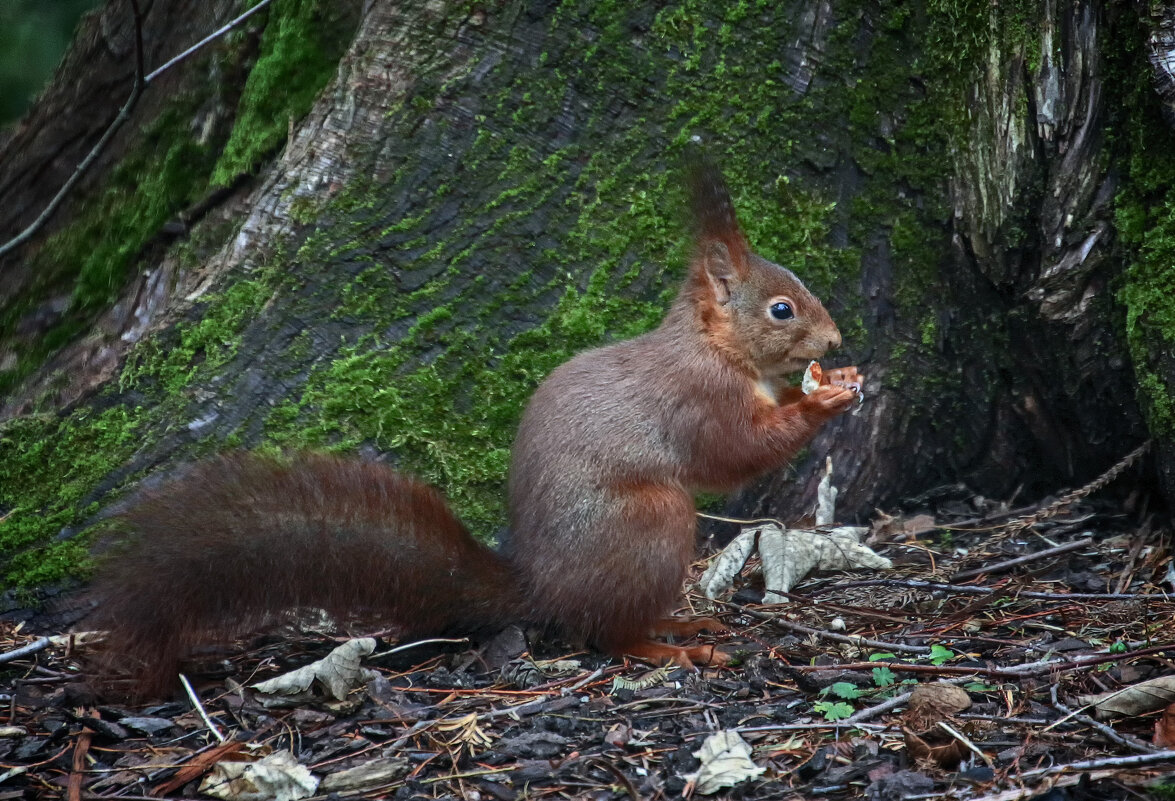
[804,362,866,408]
[801,361,823,395]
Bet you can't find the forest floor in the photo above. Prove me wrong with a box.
[1,490,1173,800]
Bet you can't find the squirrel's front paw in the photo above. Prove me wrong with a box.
[822,365,864,394]
[803,383,859,417]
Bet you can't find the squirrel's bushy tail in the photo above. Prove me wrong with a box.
[91,452,523,695]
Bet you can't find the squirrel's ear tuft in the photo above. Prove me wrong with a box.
[702,241,735,305]
[685,149,749,280]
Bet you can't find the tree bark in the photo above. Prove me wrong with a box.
[0,0,1166,589]
[746,0,1152,520]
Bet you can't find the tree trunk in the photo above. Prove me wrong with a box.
[0,0,1166,590]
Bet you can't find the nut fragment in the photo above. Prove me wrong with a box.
[801,361,822,394]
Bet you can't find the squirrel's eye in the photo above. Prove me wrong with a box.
[769,301,794,320]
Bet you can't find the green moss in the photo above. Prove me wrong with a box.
[120,275,276,394]
[210,0,355,186]
[0,0,357,400]
[0,406,144,586]
[0,255,284,586]
[0,2,357,589]
[1112,41,1175,435]
[0,103,220,398]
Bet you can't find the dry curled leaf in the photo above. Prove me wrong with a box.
[251,637,377,704]
[1077,675,1175,718]
[760,526,892,603]
[700,458,890,602]
[199,750,318,801]
[685,730,765,795]
[870,512,940,543]
[903,727,969,771]
[698,530,759,599]
[699,524,892,603]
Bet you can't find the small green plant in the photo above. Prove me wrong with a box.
[813,700,855,722]
[1109,640,1128,654]
[928,644,956,666]
[822,681,865,701]
[872,665,898,688]
[866,652,900,690]
[812,682,863,721]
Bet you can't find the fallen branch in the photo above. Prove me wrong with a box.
[1021,748,1175,778]
[1049,685,1158,755]
[951,537,1094,581]
[0,637,50,664]
[788,643,1175,681]
[814,578,1157,602]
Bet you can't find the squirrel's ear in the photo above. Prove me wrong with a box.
[685,152,750,294]
[702,240,737,305]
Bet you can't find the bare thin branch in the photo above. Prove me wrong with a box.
[0,0,278,260]
[145,0,276,84]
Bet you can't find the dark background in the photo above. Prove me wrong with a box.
[1,0,101,125]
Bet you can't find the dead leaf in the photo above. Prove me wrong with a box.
[698,529,759,599]
[871,512,939,542]
[318,757,409,793]
[903,726,968,771]
[1077,675,1175,718]
[199,750,318,801]
[252,637,377,704]
[685,730,765,795]
[699,523,892,603]
[759,525,892,604]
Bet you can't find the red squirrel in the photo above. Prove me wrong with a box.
[92,158,863,695]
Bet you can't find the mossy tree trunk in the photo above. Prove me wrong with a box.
[0,0,1167,590]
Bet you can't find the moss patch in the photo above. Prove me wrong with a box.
[0,103,220,398]
[210,0,356,186]
[0,0,358,401]
[1112,25,1175,435]
[0,406,143,588]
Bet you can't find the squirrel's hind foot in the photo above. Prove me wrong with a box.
[616,638,731,670]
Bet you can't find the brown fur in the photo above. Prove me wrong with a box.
[91,161,862,693]
[93,454,523,695]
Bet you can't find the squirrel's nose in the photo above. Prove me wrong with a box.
[827,330,842,350]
